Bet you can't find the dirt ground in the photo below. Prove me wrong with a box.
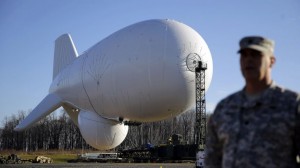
[0,163,195,168]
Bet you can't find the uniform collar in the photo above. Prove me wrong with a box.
[238,81,277,107]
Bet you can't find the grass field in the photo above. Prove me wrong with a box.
[0,150,86,163]
[21,153,77,163]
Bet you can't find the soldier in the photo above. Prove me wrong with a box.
[204,36,300,167]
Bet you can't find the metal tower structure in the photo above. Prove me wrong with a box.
[194,61,207,149]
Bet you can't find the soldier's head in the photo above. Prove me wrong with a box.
[238,36,276,83]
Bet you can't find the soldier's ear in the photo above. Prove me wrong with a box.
[270,56,276,68]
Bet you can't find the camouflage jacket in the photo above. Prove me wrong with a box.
[205,83,300,168]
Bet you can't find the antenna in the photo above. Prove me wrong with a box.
[185,53,201,72]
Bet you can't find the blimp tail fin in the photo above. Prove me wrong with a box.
[14,94,62,131]
[53,34,78,80]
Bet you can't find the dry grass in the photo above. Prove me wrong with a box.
[0,149,98,163]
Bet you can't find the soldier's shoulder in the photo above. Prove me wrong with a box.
[272,85,299,100]
[218,91,243,105]
[212,91,243,115]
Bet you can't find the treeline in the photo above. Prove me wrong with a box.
[0,109,200,152]
[0,110,89,151]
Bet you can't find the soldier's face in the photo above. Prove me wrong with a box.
[239,48,273,82]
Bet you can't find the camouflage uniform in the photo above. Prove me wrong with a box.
[205,83,300,168]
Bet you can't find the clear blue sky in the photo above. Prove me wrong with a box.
[1,0,299,124]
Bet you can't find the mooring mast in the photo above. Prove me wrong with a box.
[194,61,207,149]
[185,53,207,149]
